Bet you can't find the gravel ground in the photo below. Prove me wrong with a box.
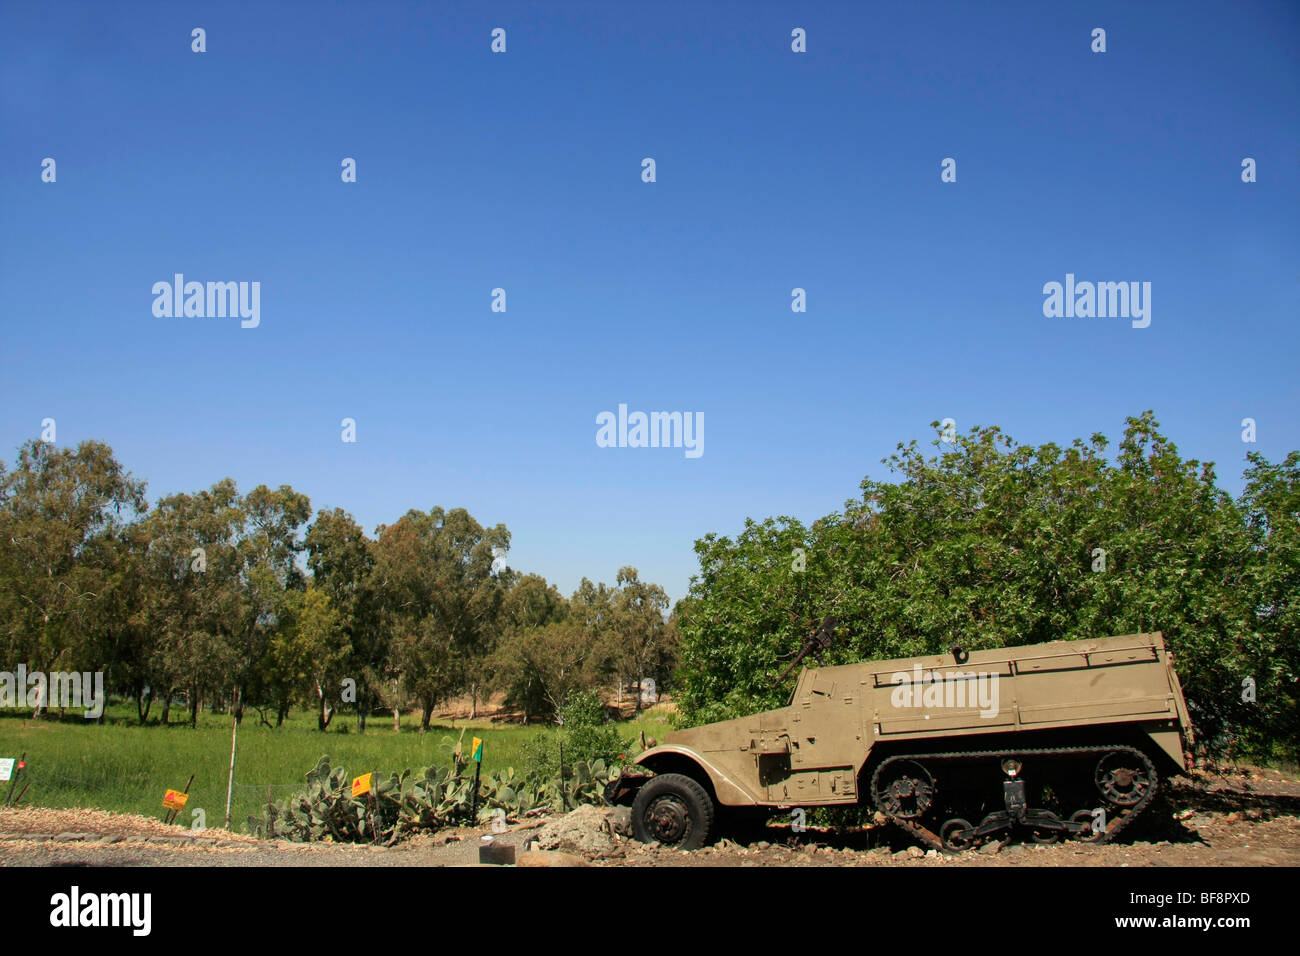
[2,766,1295,868]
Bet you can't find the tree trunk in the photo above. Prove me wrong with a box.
[31,677,45,720]
[317,681,332,731]
[137,687,153,724]
[420,699,434,732]
[189,689,199,728]
[470,684,477,720]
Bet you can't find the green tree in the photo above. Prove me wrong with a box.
[1236,450,1300,757]
[230,484,311,723]
[601,567,677,712]
[492,620,605,723]
[305,508,380,730]
[676,412,1293,760]
[0,439,147,715]
[371,507,509,729]
[135,480,245,726]
[269,586,348,730]
[489,574,570,720]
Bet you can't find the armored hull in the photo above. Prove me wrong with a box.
[608,632,1193,850]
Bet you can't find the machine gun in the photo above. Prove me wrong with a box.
[773,614,838,686]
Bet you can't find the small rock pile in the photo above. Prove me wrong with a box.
[535,804,620,857]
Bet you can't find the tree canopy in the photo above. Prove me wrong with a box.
[675,412,1297,760]
[0,438,679,729]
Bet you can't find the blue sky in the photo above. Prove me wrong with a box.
[2,1,1297,604]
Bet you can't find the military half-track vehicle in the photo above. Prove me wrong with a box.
[606,631,1194,851]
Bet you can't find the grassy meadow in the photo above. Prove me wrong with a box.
[0,701,674,833]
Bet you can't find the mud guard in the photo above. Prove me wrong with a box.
[614,745,760,807]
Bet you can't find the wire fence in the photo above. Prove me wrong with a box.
[3,766,304,793]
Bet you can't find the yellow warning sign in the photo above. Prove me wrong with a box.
[352,772,373,798]
[163,789,189,811]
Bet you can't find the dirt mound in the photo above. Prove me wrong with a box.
[535,805,619,856]
[0,806,259,842]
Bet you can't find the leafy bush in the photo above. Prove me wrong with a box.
[561,690,632,766]
[518,731,562,780]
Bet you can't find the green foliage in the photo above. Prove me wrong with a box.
[561,690,632,766]
[0,439,147,684]
[676,412,1297,761]
[248,751,622,843]
[1233,451,1300,758]
[490,620,603,724]
[515,690,632,795]
[518,731,563,780]
[370,507,511,731]
[0,435,679,735]
[490,571,682,725]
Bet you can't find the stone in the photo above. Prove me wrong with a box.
[516,850,589,868]
[536,804,616,856]
[606,806,633,837]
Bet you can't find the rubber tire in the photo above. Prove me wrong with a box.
[631,773,716,850]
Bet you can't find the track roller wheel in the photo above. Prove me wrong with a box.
[1070,809,1104,843]
[940,817,975,851]
[1095,750,1154,807]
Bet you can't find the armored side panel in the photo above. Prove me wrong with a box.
[634,631,1192,809]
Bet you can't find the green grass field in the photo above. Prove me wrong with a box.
[0,702,673,833]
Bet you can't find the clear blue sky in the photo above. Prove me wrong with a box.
[2,1,1297,604]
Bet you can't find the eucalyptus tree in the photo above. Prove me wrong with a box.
[136,480,244,725]
[0,439,147,715]
[371,507,509,729]
[305,507,379,730]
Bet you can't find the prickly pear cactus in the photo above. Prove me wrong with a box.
[247,752,625,844]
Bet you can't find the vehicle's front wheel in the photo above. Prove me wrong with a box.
[631,773,716,850]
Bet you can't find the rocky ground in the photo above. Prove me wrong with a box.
[1,766,1296,867]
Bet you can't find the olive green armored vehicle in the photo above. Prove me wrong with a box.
[606,630,1194,851]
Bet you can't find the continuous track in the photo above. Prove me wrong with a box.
[869,744,1159,852]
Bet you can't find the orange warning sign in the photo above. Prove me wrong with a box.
[352,772,373,798]
[163,789,189,811]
